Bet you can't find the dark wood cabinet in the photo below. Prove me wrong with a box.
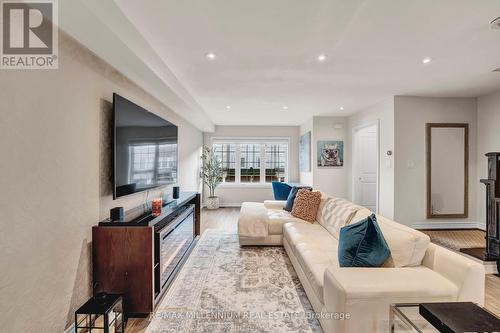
[92,192,201,317]
[92,227,153,315]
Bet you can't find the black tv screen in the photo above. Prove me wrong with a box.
[113,93,178,199]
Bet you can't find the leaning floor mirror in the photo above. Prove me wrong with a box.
[426,123,469,218]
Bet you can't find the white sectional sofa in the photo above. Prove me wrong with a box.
[237,193,485,333]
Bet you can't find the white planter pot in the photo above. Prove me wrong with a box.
[206,196,220,210]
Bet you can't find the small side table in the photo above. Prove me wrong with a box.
[75,293,125,333]
[390,303,438,332]
[390,302,500,333]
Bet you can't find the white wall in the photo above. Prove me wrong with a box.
[393,96,478,227]
[299,118,313,186]
[312,116,349,198]
[477,90,500,227]
[203,125,300,206]
[0,31,202,332]
[347,98,395,218]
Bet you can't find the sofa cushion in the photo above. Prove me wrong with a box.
[263,200,286,210]
[376,215,430,267]
[283,222,334,257]
[295,242,338,304]
[267,210,305,235]
[325,266,458,301]
[238,202,269,237]
[350,208,373,224]
[291,189,322,222]
[272,181,292,200]
[338,214,391,267]
[317,197,363,239]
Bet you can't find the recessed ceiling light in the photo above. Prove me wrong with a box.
[422,57,432,64]
[206,52,216,60]
[282,106,289,110]
[317,54,327,62]
[340,106,344,111]
[225,105,231,110]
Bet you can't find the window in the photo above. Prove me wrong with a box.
[240,143,261,183]
[265,143,287,182]
[213,143,236,182]
[212,139,289,185]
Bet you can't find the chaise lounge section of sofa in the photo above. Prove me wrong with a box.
[237,193,485,333]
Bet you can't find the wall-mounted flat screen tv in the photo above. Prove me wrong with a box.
[113,93,178,199]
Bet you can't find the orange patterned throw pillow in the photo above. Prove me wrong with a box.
[291,189,322,222]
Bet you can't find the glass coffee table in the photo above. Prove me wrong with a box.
[390,304,438,332]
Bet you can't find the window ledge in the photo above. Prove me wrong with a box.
[218,183,274,189]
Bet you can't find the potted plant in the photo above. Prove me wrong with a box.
[200,146,223,209]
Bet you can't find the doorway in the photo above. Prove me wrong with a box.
[352,122,379,212]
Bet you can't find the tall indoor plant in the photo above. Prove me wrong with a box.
[200,146,223,209]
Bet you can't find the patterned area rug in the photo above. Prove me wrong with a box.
[146,230,322,333]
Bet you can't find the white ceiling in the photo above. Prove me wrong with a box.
[113,0,500,126]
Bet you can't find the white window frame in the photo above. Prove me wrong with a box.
[211,137,290,188]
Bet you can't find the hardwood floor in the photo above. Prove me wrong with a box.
[421,229,486,251]
[199,207,239,234]
[127,208,499,332]
[420,229,500,316]
[486,274,500,316]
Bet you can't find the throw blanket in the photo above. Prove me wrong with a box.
[238,202,269,237]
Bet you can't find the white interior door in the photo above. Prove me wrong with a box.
[353,124,378,212]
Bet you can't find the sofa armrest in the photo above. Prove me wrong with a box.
[324,266,459,305]
[421,243,485,305]
[263,200,286,210]
[323,266,464,333]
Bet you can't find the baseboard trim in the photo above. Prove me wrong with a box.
[202,203,242,208]
[413,221,486,231]
[459,252,499,275]
[484,261,499,275]
[220,203,243,208]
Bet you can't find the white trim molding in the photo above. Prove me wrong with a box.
[412,221,486,230]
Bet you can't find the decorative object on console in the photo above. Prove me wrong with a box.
[338,214,391,267]
[290,189,321,222]
[299,131,311,172]
[272,181,292,200]
[152,198,162,217]
[317,140,344,167]
[200,146,223,210]
[173,186,180,199]
[75,293,124,333]
[110,207,124,222]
